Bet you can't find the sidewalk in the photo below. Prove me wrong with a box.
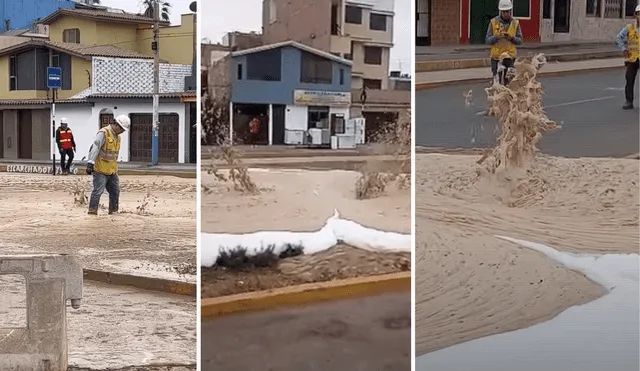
[416,57,622,89]
[416,41,620,71]
[0,159,196,177]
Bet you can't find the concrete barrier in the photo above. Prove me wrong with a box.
[201,271,411,318]
[0,164,195,179]
[0,254,83,371]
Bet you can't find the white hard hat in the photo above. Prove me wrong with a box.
[499,0,513,11]
[114,114,131,131]
[60,117,68,124]
[636,4,640,12]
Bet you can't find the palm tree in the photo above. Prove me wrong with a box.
[141,0,172,22]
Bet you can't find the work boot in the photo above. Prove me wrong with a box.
[623,101,634,110]
[108,207,118,215]
[87,208,98,215]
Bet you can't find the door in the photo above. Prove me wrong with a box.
[470,0,499,44]
[129,114,152,162]
[18,110,32,159]
[272,105,285,145]
[158,114,179,163]
[129,113,180,163]
[189,103,196,164]
[554,0,570,33]
[416,0,430,46]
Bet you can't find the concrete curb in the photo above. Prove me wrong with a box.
[415,51,620,72]
[201,271,411,318]
[415,65,623,90]
[83,269,196,297]
[0,164,195,178]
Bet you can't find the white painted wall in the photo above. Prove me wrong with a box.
[285,105,308,131]
[53,102,186,163]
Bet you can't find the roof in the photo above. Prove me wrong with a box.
[0,40,153,59]
[0,98,87,105]
[38,8,170,26]
[231,40,352,66]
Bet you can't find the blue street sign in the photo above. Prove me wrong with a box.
[47,67,62,89]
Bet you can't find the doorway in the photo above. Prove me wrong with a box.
[17,110,32,159]
[554,0,570,33]
[470,0,499,44]
[272,105,285,145]
[416,0,430,46]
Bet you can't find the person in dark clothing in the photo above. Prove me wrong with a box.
[55,117,76,174]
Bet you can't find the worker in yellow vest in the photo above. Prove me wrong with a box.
[485,0,523,77]
[615,4,640,109]
[85,114,131,215]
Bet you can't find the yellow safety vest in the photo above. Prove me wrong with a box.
[93,126,121,175]
[490,17,519,60]
[625,24,639,63]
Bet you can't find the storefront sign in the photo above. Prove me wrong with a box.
[293,90,351,106]
[6,165,78,175]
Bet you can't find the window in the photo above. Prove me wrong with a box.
[269,0,277,23]
[246,49,281,81]
[512,0,531,18]
[9,55,16,91]
[363,78,382,89]
[331,5,340,35]
[625,0,636,16]
[300,51,332,84]
[369,13,387,31]
[603,0,623,18]
[307,106,329,129]
[364,46,382,65]
[344,42,353,60]
[345,5,362,24]
[237,63,243,80]
[587,0,601,16]
[63,28,80,43]
[339,68,344,85]
[543,0,551,18]
[49,51,72,90]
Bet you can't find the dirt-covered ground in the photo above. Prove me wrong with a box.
[415,153,639,355]
[200,163,411,298]
[0,173,196,282]
[0,172,197,369]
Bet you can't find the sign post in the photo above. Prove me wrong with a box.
[48,67,62,176]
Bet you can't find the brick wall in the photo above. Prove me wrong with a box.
[92,57,192,94]
[430,0,461,45]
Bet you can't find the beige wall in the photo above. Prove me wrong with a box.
[96,21,139,50]
[0,54,92,100]
[343,9,393,45]
[262,0,332,51]
[351,42,390,89]
[48,15,98,44]
[2,110,17,159]
[138,14,195,64]
[0,36,30,51]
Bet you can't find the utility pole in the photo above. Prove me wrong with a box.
[151,0,160,166]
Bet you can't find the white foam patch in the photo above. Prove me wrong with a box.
[200,209,411,267]
[416,236,640,371]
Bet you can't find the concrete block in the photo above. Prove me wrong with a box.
[0,254,83,371]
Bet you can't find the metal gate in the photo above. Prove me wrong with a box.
[416,0,430,46]
[129,113,180,163]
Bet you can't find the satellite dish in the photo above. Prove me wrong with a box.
[189,1,197,12]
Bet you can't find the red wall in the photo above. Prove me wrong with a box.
[460,0,540,44]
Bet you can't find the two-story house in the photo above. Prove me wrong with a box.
[229,41,352,146]
[0,8,196,164]
[262,0,394,90]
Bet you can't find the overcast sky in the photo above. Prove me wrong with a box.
[99,0,195,26]
[200,0,410,73]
